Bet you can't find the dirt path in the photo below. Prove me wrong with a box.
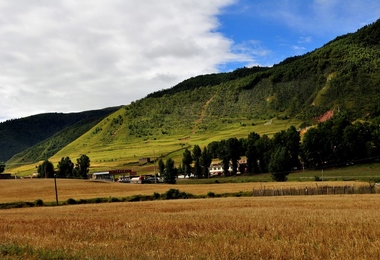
[192,95,215,134]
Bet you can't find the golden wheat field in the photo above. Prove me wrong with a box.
[1,195,380,259]
[0,178,370,203]
[0,179,380,259]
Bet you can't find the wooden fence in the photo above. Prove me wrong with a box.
[252,184,379,197]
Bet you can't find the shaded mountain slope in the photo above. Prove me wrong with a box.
[0,107,120,162]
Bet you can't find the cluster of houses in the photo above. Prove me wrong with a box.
[91,157,248,182]
[208,157,247,177]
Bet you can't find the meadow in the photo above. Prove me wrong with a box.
[1,194,380,259]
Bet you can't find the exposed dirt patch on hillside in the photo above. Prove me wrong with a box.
[300,109,334,135]
[315,110,334,122]
[192,95,215,134]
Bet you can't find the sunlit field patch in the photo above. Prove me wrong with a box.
[1,195,380,259]
[0,178,368,203]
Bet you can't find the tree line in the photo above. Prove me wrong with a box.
[179,114,380,182]
[36,154,90,179]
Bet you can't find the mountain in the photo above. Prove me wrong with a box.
[0,107,120,163]
[4,19,380,174]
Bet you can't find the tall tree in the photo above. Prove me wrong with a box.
[193,158,202,178]
[200,146,212,178]
[207,141,220,159]
[371,118,380,156]
[269,146,291,182]
[192,145,202,160]
[254,134,272,173]
[301,127,326,168]
[301,116,351,168]
[227,137,240,175]
[342,122,373,162]
[239,137,248,157]
[329,114,351,163]
[37,159,55,178]
[74,154,90,179]
[285,126,301,169]
[245,132,260,174]
[218,140,230,176]
[164,158,176,184]
[182,148,193,178]
[158,158,165,177]
[57,156,74,178]
[269,126,300,178]
[192,144,202,178]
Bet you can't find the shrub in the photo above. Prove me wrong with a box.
[207,192,216,198]
[93,197,104,203]
[153,192,161,200]
[108,197,120,202]
[164,189,181,199]
[66,198,77,205]
[34,199,44,207]
[0,202,34,209]
[128,195,145,202]
[163,189,193,199]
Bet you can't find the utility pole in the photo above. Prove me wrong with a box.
[54,173,59,205]
[153,150,156,184]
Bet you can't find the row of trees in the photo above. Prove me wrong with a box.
[182,145,212,178]
[157,158,177,184]
[37,154,90,179]
[204,125,300,181]
[181,114,380,181]
[301,115,380,168]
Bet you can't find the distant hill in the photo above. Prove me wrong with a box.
[0,107,120,163]
[4,18,380,174]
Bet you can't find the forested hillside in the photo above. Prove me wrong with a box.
[4,19,380,174]
[0,107,120,163]
[148,18,380,122]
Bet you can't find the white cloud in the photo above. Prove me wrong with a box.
[0,0,248,121]
[291,45,306,54]
[298,36,312,44]
[259,0,380,35]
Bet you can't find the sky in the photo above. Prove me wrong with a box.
[1,0,379,122]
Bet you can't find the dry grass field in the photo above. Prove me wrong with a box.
[0,178,369,203]
[0,179,380,259]
[1,195,380,259]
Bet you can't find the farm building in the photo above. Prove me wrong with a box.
[92,172,113,181]
[92,169,136,181]
[139,158,150,165]
[208,157,247,176]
